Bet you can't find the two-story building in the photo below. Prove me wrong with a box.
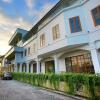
[3,0,100,74]
[2,28,27,72]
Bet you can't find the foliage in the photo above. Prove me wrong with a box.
[12,72,100,99]
[0,73,3,77]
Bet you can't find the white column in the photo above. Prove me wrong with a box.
[31,64,33,73]
[37,60,40,74]
[91,49,100,74]
[41,62,45,74]
[26,63,29,73]
[90,43,100,74]
[54,55,59,74]
[59,59,66,72]
[14,63,17,72]
[20,63,22,72]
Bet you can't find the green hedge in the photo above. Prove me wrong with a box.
[0,73,3,77]
[12,72,100,100]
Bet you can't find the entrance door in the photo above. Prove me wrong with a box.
[29,64,31,73]
[33,63,37,73]
[45,60,55,73]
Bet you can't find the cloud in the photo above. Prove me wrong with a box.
[34,2,54,20]
[2,0,12,3]
[25,0,34,9]
[25,0,55,18]
[0,40,11,55]
[25,0,36,16]
[0,11,32,55]
[0,0,58,55]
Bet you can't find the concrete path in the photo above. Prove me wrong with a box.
[0,80,81,100]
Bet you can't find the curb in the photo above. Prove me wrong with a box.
[14,80,86,100]
[35,87,86,100]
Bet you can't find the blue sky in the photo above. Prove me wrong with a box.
[0,0,59,55]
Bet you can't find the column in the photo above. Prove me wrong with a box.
[14,63,17,72]
[91,49,100,73]
[37,60,40,74]
[20,63,22,72]
[90,43,100,74]
[31,63,33,73]
[26,63,29,73]
[41,62,45,74]
[54,55,59,74]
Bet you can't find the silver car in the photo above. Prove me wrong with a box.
[3,72,12,80]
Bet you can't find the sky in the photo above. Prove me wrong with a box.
[0,0,59,55]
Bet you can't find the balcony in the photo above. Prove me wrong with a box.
[14,46,23,53]
[9,28,28,46]
[5,47,23,60]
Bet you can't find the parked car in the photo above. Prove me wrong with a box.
[2,72,12,80]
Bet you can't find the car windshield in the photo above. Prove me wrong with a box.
[4,72,11,75]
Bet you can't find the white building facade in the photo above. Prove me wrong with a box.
[4,0,100,74]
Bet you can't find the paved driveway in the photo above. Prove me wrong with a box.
[0,80,82,100]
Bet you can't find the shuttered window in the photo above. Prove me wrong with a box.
[69,16,82,33]
[91,6,100,26]
[28,47,30,55]
[24,49,27,56]
[52,24,60,40]
[40,34,45,47]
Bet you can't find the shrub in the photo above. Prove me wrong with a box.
[0,73,3,78]
[12,72,100,99]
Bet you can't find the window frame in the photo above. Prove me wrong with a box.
[65,53,94,73]
[52,24,60,40]
[28,47,30,55]
[21,51,23,58]
[69,16,82,33]
[91,6,100,26]
[40,34,45,47]
[24,49,27,56]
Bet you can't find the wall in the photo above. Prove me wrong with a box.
[37,12,67,56]
[13,0,100,74]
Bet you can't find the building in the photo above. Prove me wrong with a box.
[2,29,28,72]
[3,0,100,74]
[0,55,5,73]
[0,56,4,66]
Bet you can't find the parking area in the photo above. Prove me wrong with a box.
[0,80,83,100]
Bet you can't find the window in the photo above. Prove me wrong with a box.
[69,16,82,33]
[28,47,30,55]
[40,34,45,47]
[52,24,60,40]
[91,6,100,26]
[17,63,20,72]
[24,49,27,56]
[33,63,37,73]
[21,52,23,58]
[65,54,94,73]
[45,60,55,73]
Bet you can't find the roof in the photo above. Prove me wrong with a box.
[9,28,28,45]
[0,56,4,62]
[0,55,4,58]
[24,0,79,41]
